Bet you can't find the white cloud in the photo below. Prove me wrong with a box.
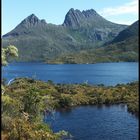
[110,19,136,25]
[99,0,138,16]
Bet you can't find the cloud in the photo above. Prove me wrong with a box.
[100,0,138,17]
[110,19,136,25]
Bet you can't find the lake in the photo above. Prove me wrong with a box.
[2,62,138,86]
[2,62,139,139]
[44,105,138,140]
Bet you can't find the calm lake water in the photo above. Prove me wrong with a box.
[2,62,139,139]
[45,105,138,140]
[2,62,138,86]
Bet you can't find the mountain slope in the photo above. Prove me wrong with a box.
[63,9,127,42]
[112,20,139,43]
[2,14,81,61]
[47,20,139,63]
[102,20,139,62]
[2,9,127,62]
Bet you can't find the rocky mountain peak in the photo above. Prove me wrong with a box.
[62,8,105,28]
[62,8,84,27]
[68,8,81,13]
[21,14,39,24]
[82,9,98,17]
[2,14,47,38]
[20,14,47,27]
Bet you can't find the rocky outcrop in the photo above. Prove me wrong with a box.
[63,8,100,28]
[20,14,47,27]
[62,8,127,42]
[62,8,85,28]
[3,14,47,38]
[62,8,126,29]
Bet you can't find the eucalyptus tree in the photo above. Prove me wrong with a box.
[2,45,18,94]
[2,45,18,66]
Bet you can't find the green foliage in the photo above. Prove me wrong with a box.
[48,36,138,64]
[2,116,61,140]
[2,79,70,140]
[2,78,138,139]
[2,45,18,65]
[4,78,139,114]
[58,94,72,108]
[22,87,42,121]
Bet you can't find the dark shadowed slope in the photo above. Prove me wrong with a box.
[112,20,139,43]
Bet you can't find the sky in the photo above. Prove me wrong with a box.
[2,0,138,35]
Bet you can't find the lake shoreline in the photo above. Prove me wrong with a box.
[5,77,139,115]
[2,62,138,139]
[6,61,139,65]
[2,77,139,140]
[55,102,139,117]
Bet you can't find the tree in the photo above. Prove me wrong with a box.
[2,45,18,65]
[2,45,18,94]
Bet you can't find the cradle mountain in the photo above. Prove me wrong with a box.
[2,8,138,63]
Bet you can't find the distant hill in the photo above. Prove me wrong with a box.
[2,8,137,63]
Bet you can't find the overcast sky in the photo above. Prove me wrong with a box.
[2,0,138,35]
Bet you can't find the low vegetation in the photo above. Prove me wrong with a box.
[1,79,70,140]
[1,45,69,140]
[2,78,138,139]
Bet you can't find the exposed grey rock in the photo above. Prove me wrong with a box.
[62,8,127,42]
[21,14,40,26]
[62,8,85,28]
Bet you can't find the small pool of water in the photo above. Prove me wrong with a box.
[44,105,138,140]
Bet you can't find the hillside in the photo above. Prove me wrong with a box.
[112,20,139,43]
[47,20,139,63]
[100,20,139,62]
[2,8,128,62]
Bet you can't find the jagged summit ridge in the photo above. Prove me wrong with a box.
[20,14,47,27]
[82,9,98,17]
[3,8,127,40]
[3,14,47,37]
[63,8,106,27]
[62,8,84,27]
[21,14,40,24]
